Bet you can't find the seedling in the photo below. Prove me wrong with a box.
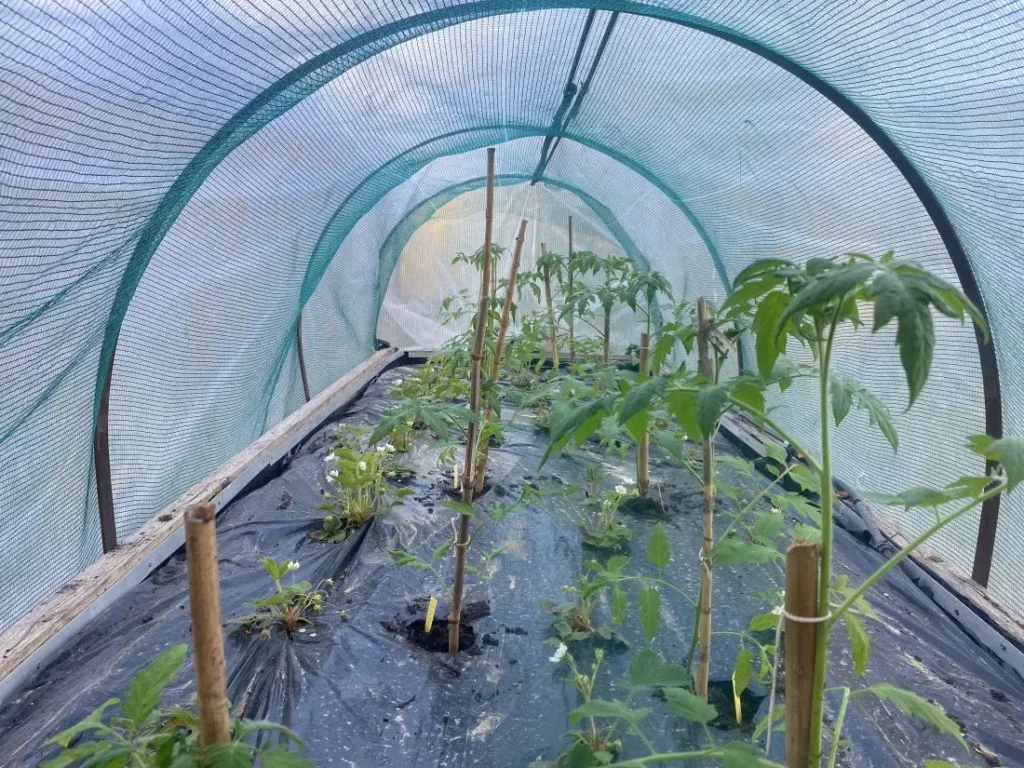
[231,558,331,638]
[40,645,311,767]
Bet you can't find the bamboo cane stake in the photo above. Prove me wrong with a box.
[475,218,527,493]
[785,541,820,768]
[449,147,495,653]
[636,332,650,498]
[184,502,231,748]
[694,297,715,699]
[541,243,560,369]
[567,215,575,366]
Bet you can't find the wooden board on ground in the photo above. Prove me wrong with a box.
[0,348,401,703]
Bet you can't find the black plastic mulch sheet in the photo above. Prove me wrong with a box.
[2,365,1023,767]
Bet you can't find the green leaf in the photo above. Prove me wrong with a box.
[721,741,768,768]
[638,587,661,642]
[569,700,649,726]
[966,434,996,456]
[923,761,958,768]
[665,389,701,443]
[763,440,788,466]
[46,699,120,748]
[40,741,111,768]
[830,375,853,426]
[778,262,876,333]
[662,687,717,724]
[752,291,790,378]
[260,747,315,768]
[204,742,255,768]
[733,646,754,695]
[730,379,765,418]
[617,377,667,428]
[857,387,899,453]
[647,524,670,568]
[710,537,782,567]
[611,582,627,625]
[652,430,683,462]
[843,612,871,676]
[696,385,728,438]
[123,645,187,726]
[542,397,613,466]
[863,485,973,511]
[731,258,795,287]
[981,436,1024,492]
[858,684,967,751]
[439,499,474,517]
[748,611,779,632]
[628,649,689,689]
[752,703,785,740]
[869,270,937,404]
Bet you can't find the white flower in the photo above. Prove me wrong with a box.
[771,605,783,616]
[323,454,333,462]
[358,461,367,472]
[328,469,339,479]
[287,560,300,571]
[614,485,627,495]
[385,444,396,453]
[394,378,403,386]
[376,445,386,453]
[549,642,568,663]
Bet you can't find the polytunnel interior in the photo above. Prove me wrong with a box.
[2,2,1024,761]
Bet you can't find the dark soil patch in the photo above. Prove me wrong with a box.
[406,618,476,652]
[707,678,767,732]
[620,495,665,517]
[444,483,492,500]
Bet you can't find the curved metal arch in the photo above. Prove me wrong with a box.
[91,0,1000,567]
[257,127,717,425]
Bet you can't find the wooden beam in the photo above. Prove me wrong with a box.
[0,348,400,704]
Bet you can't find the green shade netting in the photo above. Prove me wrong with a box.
[0,2,1020,630]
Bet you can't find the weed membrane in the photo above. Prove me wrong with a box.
[2,366,1023,767]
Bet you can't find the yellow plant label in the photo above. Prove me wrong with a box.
[425,595,438,633]
[732,671,742,724]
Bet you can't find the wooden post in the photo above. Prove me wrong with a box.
[636,333,650,498]
[541,243,560,369]
[785,541,820,768]
[694,297,715,699]
[449,147,495,653]
[185,502,231,748]
[475,218,527,493]
[296,315,311,403]
[567,216,575,365]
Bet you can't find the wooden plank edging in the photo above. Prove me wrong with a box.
[0,348,401,704]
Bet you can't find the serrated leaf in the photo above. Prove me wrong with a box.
[859,684,967,752]
[628,649,690,689]
[748,611,779,632]
[869,270,936,405]
[569,700,649,725]
[844,612,871,676]
[439,499,474,517]
[662,687,717,724]
[40,741,112,768]
[647,524,670,568]
[752,702,785,740]
[981,436,1024,492]
[696,385,728,438]
[710,537,782,567]
[763,440,787,466]
[665,389,701,443]
[652,429,683,462]
[733,645,754,700]
[730,379,765,417]
[46,699,120,748]
[752,291,790,378]
[123,645,186,726]
[543,397,613,466]
[966,434,996,456]
[830,375,853,425]
[204,743,253,768]
[638,587,661,642]
[617,377,667,427]
[612,582,627,625]
[778,262,876,334]
[721,740,767,768]
[260,748,315,768]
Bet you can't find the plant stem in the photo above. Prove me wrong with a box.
[611,749,719,767]
[604,305,611,364]
[826,687,851,768]
[541,243,560,370]
[567,216,576,365]
[808,313,839,766]
[449,147,495,654]
[829,482,1003,625]
[637,333,651,497]
[695,297,715,700]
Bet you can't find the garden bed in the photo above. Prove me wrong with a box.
[2,364,1023,767]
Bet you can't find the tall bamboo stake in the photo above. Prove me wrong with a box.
[694,297,715,699]
[567,215,575,365]
[185,502,231,748]
[636,332,650,497]
[475,218,527,493]
[785,542,820,768]
[449,147,496,653]
[541,243,560,369]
